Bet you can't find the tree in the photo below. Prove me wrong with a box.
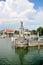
[31,30,37,35]
[37,27,43,36]
[0,31,3,35]
[15,30,19,34]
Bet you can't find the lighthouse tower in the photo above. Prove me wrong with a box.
[19,21,24,37]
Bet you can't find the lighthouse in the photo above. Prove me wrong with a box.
[19,21,24,37]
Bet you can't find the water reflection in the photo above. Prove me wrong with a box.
[15,48,28,65]
[0,38,43,65]
[15,47,43,65]
[23,47,40,65]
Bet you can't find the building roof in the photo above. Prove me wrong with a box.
[5,29,14,33]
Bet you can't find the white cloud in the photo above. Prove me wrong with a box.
[0,0,36,21]
[0,0,43,30]
[35,9,43,21]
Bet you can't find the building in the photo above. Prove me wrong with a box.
[19,21,31,38]
[4,29,14,37]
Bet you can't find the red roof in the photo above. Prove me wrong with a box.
[5,29,14,32]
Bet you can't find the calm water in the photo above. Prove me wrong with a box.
[0,38,43,65]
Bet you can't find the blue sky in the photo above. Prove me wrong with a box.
[29,0,43,9]
[0,0,43,30]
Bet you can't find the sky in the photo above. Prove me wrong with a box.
[0,0,43,30]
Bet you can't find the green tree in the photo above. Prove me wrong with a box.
[31,30,37,35]
[15,30,19,34]
[0,31,3,35]
[37,27,43,36]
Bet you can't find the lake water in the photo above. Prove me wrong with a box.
[0,38,43,65]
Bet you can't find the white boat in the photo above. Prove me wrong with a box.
[0,34,7,38]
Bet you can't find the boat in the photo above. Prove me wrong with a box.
[0,34,7,38]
